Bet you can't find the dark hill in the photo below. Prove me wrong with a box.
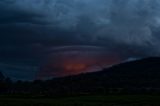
[2,57,160,96]
[52,57,160,88]
[34,57,160,95]
[96,57,160,80]
[89,57,160,87]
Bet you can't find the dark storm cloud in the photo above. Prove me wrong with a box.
[0,0,160,57]
[0,0,160,79]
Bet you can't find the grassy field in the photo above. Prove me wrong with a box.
[0,95,160,106]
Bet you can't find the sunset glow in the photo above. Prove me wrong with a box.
[37,46,122,79]
[65,63,87,72]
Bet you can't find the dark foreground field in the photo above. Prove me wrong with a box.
[0,95,160,106]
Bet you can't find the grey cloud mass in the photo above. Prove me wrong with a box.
[0,0,160,80]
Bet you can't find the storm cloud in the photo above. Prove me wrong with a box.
[0,0,160,79]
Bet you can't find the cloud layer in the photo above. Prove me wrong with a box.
[0,0,160,79]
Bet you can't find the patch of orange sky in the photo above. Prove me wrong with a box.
[37,54,121,79]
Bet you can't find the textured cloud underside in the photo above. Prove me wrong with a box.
[0,0,160,79]
[0,0,160,57]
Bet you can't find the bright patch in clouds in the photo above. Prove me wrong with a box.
[37,46,121,79]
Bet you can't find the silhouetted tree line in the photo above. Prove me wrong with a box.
[0,57,160,97]
[1,74,160,97]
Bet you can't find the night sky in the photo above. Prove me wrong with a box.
[0,0,160,80]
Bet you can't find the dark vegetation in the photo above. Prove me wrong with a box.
[1,95,160,106]
[1,57,160,97]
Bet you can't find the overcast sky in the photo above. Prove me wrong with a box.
[0,0,160,80]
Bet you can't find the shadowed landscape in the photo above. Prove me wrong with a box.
[0,95,160,106]
[1,57,160,105]
[1,0,160,105]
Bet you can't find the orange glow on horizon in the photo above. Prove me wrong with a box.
[65,63,87,71]
[37,56,122,79]
[36,46,123,79]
